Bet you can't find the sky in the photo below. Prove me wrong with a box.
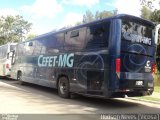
[0,0,159,35]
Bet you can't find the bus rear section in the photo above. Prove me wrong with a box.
[0,43,17,77]
[110,17,155,97]
[0,59,11,77]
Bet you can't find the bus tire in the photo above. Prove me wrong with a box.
[58,77,70,98]
[17,72,24,85]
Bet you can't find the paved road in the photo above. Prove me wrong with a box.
[0,79,160,120]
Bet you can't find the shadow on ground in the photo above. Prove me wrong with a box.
[1,78,160,114]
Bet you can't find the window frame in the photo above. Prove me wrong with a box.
[85,21,111,50]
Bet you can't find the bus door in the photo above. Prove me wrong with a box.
[156,25,160,72]
[120,19,155,90]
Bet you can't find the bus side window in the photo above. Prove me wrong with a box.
[33,40,42,55]
[24,41,35,56]
[18,43,25,56]
[41,46,46,54]
[41,33,64,54]
[0,45,8,59]
[64,27,86,51]
[55,32,64,51]
[85,22,110,50]
[70,30,79,38]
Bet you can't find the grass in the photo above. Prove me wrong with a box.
[154,86,160,92]
[154,73,160,86]
[137,96,160,102]
[130,74,160,103]
[131,86,160,103]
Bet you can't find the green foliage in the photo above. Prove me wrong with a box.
[140,4,160,87]
[140,0,155,9]
[154,74,160,86]
[140,6,160,23]
[140,3,160,85]
[140,4,160,73]
[154,86,160,92]
[95,10,113,20]
[152,10,160,72]
[140,6,152,20]
[26,33,37,40]
[0,15,32,45]
[140,0,160,23]
[82,10,95,24]
[82,10,114,24]
[150,9,160,24]
[157,43,160,72]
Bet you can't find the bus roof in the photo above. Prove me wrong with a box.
[25,14,155,43]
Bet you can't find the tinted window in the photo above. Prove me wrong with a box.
[24,41,35,56]
[41,33,64,54]
[156,29,160,56]
[65,27,87,51]
[56,33,64,47]
[70,30,79,38]
[33,40,42,55]
[122,20,152,46]
[0,45,8,59]
[18,43,25,56]
[10,45,16,51]
[85,21,110,50]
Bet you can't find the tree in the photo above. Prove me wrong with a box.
[157,42,160,72]
[82,10,94,23]
[140,0,158,9]
[26,33,37,40]
[150,9,160,24]
[0,15,32,45]
[82,10,114,24]
[140,0,160,72]
[149,9,160,72]
[95,10,113,20]
[140,6,152,20]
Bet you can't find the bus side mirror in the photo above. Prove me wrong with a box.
[7,51,14,59]
[11,50,16,65]
[7,53,9,59]
[155,24,160,44]
[29,42,33,46]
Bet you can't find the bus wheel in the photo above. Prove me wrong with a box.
[17,72,24,85]
[58,77,70,98]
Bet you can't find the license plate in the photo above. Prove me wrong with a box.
[136,81,143,86]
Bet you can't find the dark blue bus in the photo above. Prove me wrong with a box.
[11,14,156,98]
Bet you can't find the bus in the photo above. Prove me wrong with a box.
[0,43,17,77]
[155,24,160,71]
[11,14,157,98]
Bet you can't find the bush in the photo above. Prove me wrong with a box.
[154,74,160,86]
[156,43,160,72]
